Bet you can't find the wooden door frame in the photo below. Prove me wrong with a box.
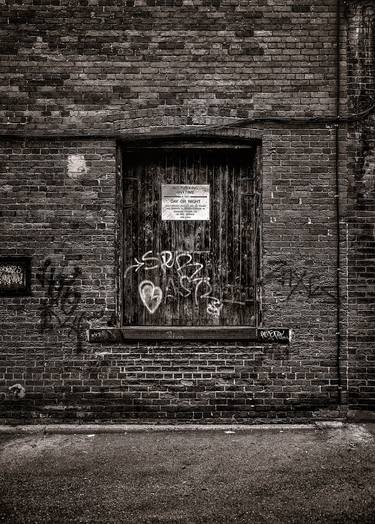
[115,135,263,340]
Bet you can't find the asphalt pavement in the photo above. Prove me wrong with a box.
[0,423,374,523]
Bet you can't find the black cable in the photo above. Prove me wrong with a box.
[204,99,375,131]
[335,0,343,406]
[0,99,375,140]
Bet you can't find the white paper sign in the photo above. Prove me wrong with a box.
[161,184,210,221]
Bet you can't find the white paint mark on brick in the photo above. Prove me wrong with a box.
[254,31,272,37]
[9,384,26,399]
[67,154,88,180]
[0,185,13,192]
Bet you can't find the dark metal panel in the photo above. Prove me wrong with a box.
[0,256,32,297]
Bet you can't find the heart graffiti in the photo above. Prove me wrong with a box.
[139,280,163,314]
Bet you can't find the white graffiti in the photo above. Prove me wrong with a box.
[123,257,145,278]
[0,265,24,288]
[127,250,230,316]
[259,330,288,342]
[138,280,163,314]
[125,250,204,279]
[206,297,224,318]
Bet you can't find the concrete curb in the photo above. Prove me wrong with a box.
[346,410,375,422]
[0,422,345,434]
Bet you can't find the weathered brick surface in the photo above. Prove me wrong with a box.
[0,128,341,422]
[0,0,337,133]
[346,1,375,412]
[0,0,372,422]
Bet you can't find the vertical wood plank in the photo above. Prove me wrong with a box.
[122,144,259,328]
[116,144,123,327]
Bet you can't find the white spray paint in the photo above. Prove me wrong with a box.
[139,280,163,314]
[67,154,88,180]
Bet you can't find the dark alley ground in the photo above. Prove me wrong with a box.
[0,423,374,523]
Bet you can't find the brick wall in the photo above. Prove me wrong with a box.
[0,128,342,422]
[0,0,370,423]
[1,0,337,133]
[346,1,375,413]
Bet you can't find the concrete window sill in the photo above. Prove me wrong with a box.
[87,327,292,343]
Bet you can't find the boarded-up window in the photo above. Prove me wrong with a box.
[121,141,261,329]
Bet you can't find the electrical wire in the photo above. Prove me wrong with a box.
[0,99,375,140]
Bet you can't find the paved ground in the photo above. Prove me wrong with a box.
[0,423,374,523]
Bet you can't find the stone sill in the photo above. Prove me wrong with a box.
[88,327,292,343]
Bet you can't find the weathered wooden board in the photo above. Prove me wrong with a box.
[122,146,259,327]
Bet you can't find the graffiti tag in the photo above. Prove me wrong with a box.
[126,250,226,316]
[266,262,336,302]
[139,280,163,314]
[0,265,24,288]
[36,259,93,351]
[259,328,291,343]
